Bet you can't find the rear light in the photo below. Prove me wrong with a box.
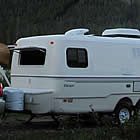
[0,83,3,97]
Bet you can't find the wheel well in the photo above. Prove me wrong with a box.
[136,99,140,107]
[114,97,133,111]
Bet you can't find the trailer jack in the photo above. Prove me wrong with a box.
[89,104,99,125]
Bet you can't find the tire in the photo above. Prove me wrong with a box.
[114,102,132,124]
[134,103,140,120]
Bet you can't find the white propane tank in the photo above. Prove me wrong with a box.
[3,87,24,111]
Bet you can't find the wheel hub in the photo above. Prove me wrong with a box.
[119,108,130,123]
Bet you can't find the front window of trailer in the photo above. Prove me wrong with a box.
[19,48,46,65]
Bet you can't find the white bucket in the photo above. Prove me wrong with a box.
[3,87,24,111]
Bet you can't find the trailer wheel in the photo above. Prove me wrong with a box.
[114,102,132,124]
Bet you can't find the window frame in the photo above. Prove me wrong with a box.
[66,48,88,68]
[18,47,46,66]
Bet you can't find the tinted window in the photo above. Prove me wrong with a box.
[20,49,46,65]
[67,48,88,68]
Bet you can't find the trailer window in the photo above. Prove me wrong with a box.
[19,49,46,65]
[66,48,88,68]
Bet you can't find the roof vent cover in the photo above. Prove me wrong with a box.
[65,28,89,36]
[102,28,140,38]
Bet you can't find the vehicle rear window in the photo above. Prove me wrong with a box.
[19,49,46,65]
[66,48,88,68]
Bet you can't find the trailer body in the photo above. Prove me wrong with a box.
[9,28,140,115]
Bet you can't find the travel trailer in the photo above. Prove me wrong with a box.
[3,28,140,124]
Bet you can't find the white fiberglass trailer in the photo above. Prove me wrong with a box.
[8,28,140,123]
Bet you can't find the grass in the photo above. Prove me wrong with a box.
[0,119,140,140]
[0,129,114,140]
[0,113,139,140]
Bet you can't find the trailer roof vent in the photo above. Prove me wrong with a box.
[65,28,89,36]
[102,28,140,38]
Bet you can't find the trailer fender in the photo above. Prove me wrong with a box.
[114,97,133,112]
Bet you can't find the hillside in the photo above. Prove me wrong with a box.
[0,0,140,44]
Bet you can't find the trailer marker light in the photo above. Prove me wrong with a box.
[63,98,68,102]
[50,41,54,45]
[63,98,73,103]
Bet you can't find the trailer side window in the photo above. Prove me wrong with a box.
[67,48,88,68]
[19,49,46,65]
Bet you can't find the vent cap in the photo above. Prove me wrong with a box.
[65,28,89,36]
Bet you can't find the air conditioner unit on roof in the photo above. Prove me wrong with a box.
[102,28,140,38]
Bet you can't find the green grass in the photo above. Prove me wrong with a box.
[0,113,140,140]
[0,129,114,140]
[0,120,140,140]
